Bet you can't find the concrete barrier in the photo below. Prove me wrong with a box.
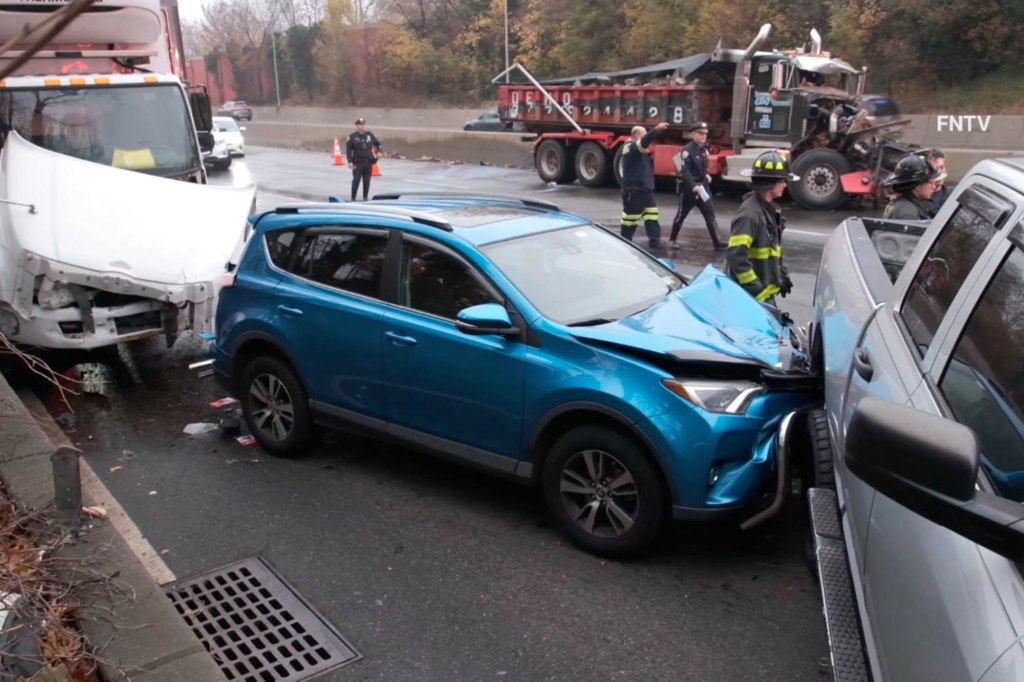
[241,109,1024,183]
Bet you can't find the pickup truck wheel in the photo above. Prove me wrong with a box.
[789,149,852,211]
[239,356,315,458]
[535,139,577,184]
[542,426,665,557]
[806,409,835,489]
[575,142,610,187]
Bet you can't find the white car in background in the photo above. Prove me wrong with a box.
[212,116,246,157]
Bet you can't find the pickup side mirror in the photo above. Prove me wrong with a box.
[845,397,1024,561]
[455,303,519,337]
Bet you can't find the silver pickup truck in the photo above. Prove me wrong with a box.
[807,158,1024,682]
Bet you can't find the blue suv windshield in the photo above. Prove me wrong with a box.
[482,224,683,325]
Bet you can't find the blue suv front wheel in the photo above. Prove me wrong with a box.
[542,426,665,557]
[239,356,317,457]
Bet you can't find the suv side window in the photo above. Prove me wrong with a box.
[293,233,388,298]
[901,189,1005,357]
[401,242,497,319]
[938,247,1024,502]
[265,230,298,269]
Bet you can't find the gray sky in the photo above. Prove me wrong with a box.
[175,0,207,22]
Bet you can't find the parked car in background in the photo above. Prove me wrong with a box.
[213,116,245,157]
[202,135,231,171]
[860,94,901,126]
[217,100,253,121]
[212,194,818,557]
[463,107,524,132]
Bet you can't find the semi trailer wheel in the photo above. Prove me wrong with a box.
[535,139,577,185]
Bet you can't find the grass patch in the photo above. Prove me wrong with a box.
[897,65,1024,114]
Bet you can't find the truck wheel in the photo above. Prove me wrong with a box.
[542,425,665,557]
[535,139,576,184]
[612,144,626,187]
[789,149,852,211]
[575,142,610,187]
[805,409,834,489]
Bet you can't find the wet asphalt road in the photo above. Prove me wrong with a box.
[44,147,872,681]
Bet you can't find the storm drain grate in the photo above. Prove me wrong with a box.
[165,556,360,681]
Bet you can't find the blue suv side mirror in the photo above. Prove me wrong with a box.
[455,303,519,337]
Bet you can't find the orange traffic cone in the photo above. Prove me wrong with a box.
[332,138,343,166]
[372,161,381,176]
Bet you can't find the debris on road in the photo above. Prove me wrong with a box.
[108,466,123,473]
[226,458,262,464]
[80,506,107,519]
[209,397,238,409]
[183,422,218,435]
[235,434,257,447]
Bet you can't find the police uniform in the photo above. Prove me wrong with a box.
[669,123,724,249]
[346,118,382,201]
[619,128,662,248]
[726,151,796,304]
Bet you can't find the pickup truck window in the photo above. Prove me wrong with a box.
[901,199,1000,357]
[938,248,1024,502]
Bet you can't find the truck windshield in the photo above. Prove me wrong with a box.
[0,83,199,177]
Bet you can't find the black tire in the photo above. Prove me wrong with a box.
[238,356,315,458]
[611,144,626,187]
[805,409,834,489]
[217,156,232,171]
[575,141,610,187]
[535,139,576,184]
[789,149,852,210]
[542,426,665,557]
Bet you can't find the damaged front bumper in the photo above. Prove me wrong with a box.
[1,250,218,349]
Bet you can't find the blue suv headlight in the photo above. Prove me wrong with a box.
[662,379,765,415]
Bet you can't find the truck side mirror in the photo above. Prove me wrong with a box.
[845,397,1024,561]
[189,91,214,134]
[196,131,214,153]
[807,105,821,120]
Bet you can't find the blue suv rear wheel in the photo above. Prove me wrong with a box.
[543,426,665,557]
[239,356,316,457]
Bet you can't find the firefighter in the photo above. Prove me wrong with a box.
[346,117,382,201]
[668,121,725,250]
[882,151,944,221]
[620,121,669,249]
[726,150,797,304]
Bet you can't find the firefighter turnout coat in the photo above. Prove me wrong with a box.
[726,193,786,302]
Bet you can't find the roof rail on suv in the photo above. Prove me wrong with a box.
[272,202,453,231]
[371,192,560,212]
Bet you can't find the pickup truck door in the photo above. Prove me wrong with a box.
[858,183,1024,682]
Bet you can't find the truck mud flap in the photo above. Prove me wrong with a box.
[808,487,871,682]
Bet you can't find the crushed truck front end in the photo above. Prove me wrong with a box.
[0,131,255,350]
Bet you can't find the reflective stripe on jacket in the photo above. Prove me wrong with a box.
[726,193,784,302]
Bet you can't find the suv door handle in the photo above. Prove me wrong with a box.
[277,305,304,318]
[853,347,874,381]
[385,331,418,347]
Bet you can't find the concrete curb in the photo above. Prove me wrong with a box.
[0,373,226,682]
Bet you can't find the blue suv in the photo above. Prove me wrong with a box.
[212,193,818,556]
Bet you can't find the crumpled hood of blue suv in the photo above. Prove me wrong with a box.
[568,266,796,370]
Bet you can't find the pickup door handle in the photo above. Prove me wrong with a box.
[385,331,418,347]
[277,305,304,318]
[853,347,874,381]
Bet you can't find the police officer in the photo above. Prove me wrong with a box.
[620,121,669,249]
[726,150,797,304]
[882,151,944,221]
[346,117,382,201]
[668,121,724,250]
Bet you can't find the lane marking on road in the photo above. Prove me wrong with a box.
[404,179,472,189]
[786,229,830,239]
[80,459,177,586]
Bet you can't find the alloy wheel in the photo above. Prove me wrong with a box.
[558,448,640,538]
[249,373,295,442]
